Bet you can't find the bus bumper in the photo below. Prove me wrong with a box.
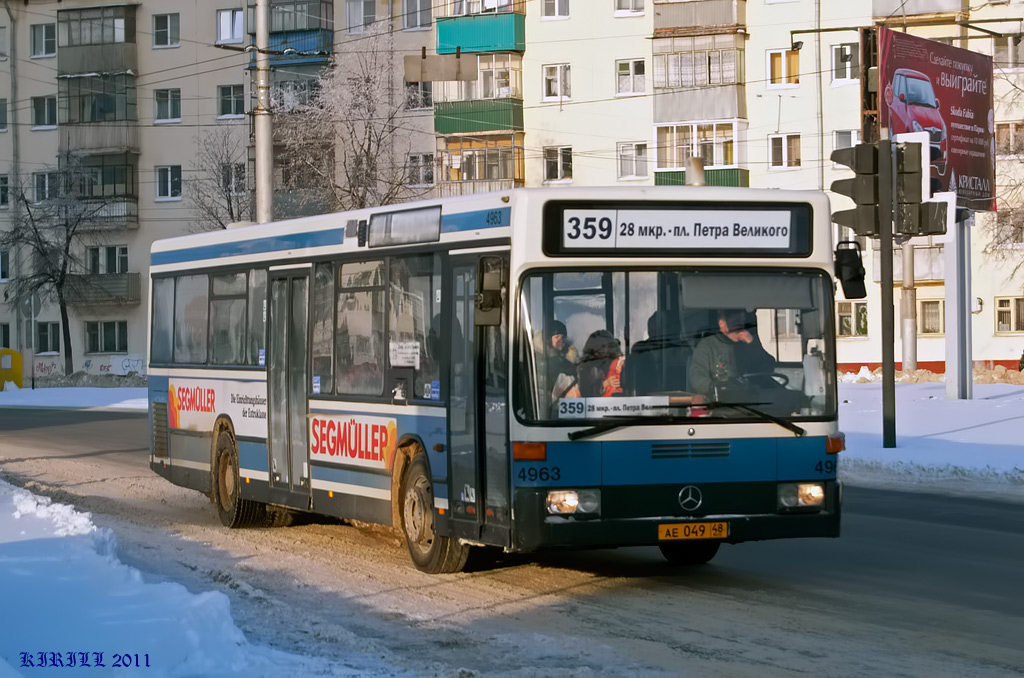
[511,481,841,552]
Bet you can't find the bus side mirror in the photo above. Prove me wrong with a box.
[475,256,504,326]
[834,241,867,300]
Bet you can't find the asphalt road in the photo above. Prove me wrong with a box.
[2,407,1022,676]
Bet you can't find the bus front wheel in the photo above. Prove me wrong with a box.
[400,454,469,574]
[214,431,265,529]
[659,541,721,566]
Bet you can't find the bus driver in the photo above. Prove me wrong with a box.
[689,309,776,398]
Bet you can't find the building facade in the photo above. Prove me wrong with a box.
[2,0,1023,378]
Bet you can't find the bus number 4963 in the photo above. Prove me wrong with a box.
[517,467,561,482]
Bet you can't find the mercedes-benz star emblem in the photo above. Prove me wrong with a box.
[678,485,703,512]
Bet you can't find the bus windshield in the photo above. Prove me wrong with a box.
[516,268,836,424]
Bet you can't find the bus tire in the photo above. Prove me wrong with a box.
[400,454,469,574]
[213,431,265,529]
[659,541,721,566]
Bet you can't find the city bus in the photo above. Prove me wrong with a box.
[147,186,863,573]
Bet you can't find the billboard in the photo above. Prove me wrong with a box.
[878,27,995,211]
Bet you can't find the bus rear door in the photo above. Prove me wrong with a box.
[448,254,510,547]
[267,268,311,507]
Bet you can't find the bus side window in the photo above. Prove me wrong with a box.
[388,253,442,400]
[311,262,335,394]
[248,268,267,367]
[335,260,386,396]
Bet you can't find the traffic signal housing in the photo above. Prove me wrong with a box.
[830,143,881,238]
[892,132,948,237]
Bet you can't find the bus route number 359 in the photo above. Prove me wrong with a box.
[564,212,615,244]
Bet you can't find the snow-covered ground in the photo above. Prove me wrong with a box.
[0,382,1021,676]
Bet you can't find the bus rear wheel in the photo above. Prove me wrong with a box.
[659,541,721,566]
[400,454,469,574]
[214,431,265,528]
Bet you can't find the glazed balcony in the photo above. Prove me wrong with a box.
[66,272,141,306]
[653,0,745,34]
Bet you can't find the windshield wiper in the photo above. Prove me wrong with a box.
[568,414,691,441]
[705,401,806,437]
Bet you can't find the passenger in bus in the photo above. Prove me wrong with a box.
[689,309,776,398]
[567,330,625,398]
[622,310,690,394]
[542,320,578,398]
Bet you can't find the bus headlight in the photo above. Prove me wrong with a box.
[777,482,825,509]
[546,489,600,515]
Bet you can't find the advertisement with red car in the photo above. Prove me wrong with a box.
[878,27,995,211]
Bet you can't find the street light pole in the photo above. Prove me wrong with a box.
[254,0,274,223]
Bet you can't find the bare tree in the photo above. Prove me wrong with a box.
[984,68,1024,275]
[188,126,256,232]
[0,154,125,375]
[274,24,428,216]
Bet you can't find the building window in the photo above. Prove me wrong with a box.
[616,59,645,95]
[154,13,180,48]
[155,88,181,122]
[0,248,8,280]
[831,43,859,82]
[542,0,569,18]
[544,146,572,182]
[33,172,60,202]
[156,166,182,200]
[0,98,7,131]
[216,9,243,44]
[30,23,56,57]
[994,35,1024,70]
[996,121,1024,156]
[221,163,246,195]
[86,320,128,354]
[0,323,10,349]
[37,322,60,353]
[769,133,801,169]
[995,207,1024,244]
[996,297,1024,332]
[768,48,800,87]
[346,0,375,33]
[0,175,8,208]
[615,0,643,12]
[407,153,434,186]
[31,96,57,127]
[838,301,868,337]
[919,300,944,334]
[617,142,648,179]
[833,129,860,167]
[0,26,7,59]
[439,135,523,183]
[87,245,128,275]
[543,64,571,101]
[60,74,137,123]
[219,85,245,117]
[653,44,742,89]
[404,0,431,29]
[437,54,522,101]
[656,122,736,169]
[57,7,131,47]
[77,154,136,199]
[405,81,433,109]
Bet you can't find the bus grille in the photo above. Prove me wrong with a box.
[152,402,169,458]
[650,441,730,459]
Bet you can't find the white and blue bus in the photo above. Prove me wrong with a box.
[148,186,862,573]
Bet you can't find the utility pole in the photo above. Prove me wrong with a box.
[254,0,274,223]
[879,139,897,448]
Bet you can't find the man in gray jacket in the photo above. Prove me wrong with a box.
[689,309,776,398]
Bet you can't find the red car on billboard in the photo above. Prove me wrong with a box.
[884,68,947,176]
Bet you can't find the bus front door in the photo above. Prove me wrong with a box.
[267,272,311,507]
[449,255,510,547]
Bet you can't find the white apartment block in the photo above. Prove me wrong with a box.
[2,0,1023,379]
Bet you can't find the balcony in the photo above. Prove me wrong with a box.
[435,99,523,134]
[59,122,139,155]
[436,13,525,54]
[653,0,745,34]
[654,168,750,187]
[247,30,333,68]
[66,272,141,306]
[654,84,746,122]
[436,179,522,197]
[76,199,140,231]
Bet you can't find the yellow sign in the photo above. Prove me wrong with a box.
[0,349,23,390]
[658,522,728,541]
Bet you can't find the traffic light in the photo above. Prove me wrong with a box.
[893,141,947,236]
[830,143,881,237]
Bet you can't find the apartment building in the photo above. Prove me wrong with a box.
[2,0,1023,379]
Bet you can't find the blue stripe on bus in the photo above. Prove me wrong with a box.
[310,464,391,490]
[238,441,269,472]
[441,207,510,232]
[151,229,344,266]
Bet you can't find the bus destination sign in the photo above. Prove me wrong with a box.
[562,208,792,250]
